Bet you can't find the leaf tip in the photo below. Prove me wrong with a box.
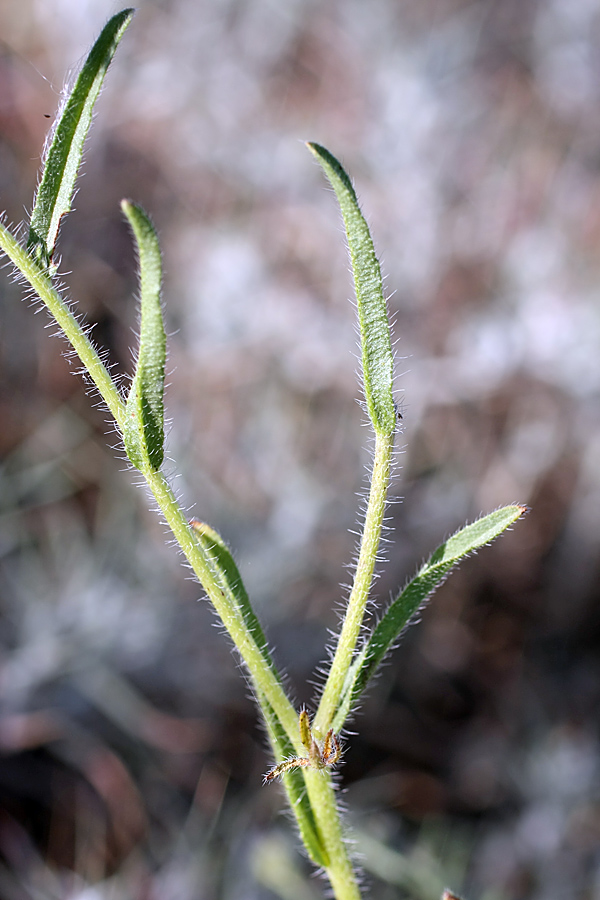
[305,141,340,174]
[114,8,136,28]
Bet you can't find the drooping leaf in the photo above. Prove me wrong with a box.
[331,505,528,732]
[28,9,134,267]
[307,142,395,436]
[122,200,166,472]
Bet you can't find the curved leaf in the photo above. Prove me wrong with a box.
[307,142,395,436]
[28,9,134,267]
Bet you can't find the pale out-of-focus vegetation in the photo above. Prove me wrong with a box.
[1,1,600,898]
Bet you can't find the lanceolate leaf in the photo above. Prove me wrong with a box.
[189,520,329,867]
[122,200,166,472]
[28,9,134,267]
[306,142,395,436]
[189,520,274,667]
[331,505,527,733]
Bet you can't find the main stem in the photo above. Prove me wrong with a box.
[147,472,363,898]
[304,769,361,900]
[0,223,368,897]
[144,467,300,745]
[315,431,395,735]
[0,226,302,750]
[305,430,395,899]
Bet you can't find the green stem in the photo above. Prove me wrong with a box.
[0,222,125,427]
[304,769,361,900]
[1,219,366,897]
[315,430,395,734]
[143,467,301,747]
[142,473,359,888]
[0,222,301,751]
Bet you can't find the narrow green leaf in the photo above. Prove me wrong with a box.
[260,693,329,869]
[189,520,328,866]
[331,505,527,732]
[122,200,166,472]
[28,9,134,267]
[187,519,302,748]
[307,142,395,435]
[189,520,274,666]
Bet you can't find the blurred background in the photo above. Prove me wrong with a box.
[1,0,600,897]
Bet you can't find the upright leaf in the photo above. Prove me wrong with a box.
[122,201,166,472]
[189,520,329,867]
[331,505,528,732]
[307,142,395,435]
[28,9,134,267]
[189,520,274,667]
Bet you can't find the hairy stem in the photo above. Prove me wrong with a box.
[143,467,301,747]
[0,222,125,426]
[0,222,301,751]
[315,430,395,734]
[304,769,361,900]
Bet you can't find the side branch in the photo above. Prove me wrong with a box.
[315,429,395,734]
